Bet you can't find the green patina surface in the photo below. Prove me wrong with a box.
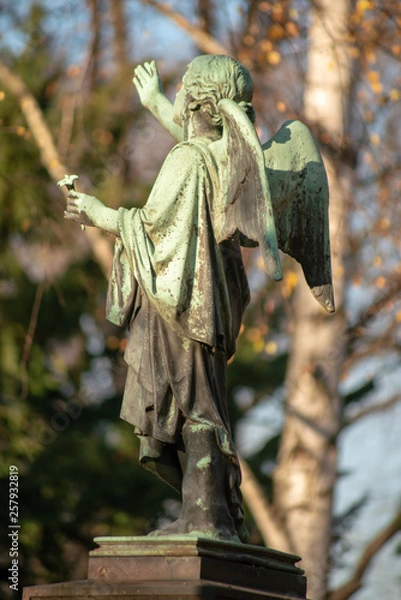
[196,456,212,470]
[63,54,334,545]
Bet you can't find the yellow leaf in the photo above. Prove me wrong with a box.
[260,1,271,12]
[375,276,386,289]
[281,270,298,299]
[366,48,376,63]
[379,217,390,231]
[267,50,281,65]
[356,0,373,15]
[285,22,299,37]
[271,4,286,21]
[254,339,265,353]
[247,328,262,343]
[0,91,5,101]
[260,39,273,52]
[286,270,298,288]
[256,255,265,270]
[372,256,382,268]
[396,311,401,323]
[348,46,360,59]
[268,24,285,40]
[371,81,383,94]
[389,89,400,101]
[370,133,380,146]
[265,341,277,355]
[367,71,383,94]
[367,71,380,84]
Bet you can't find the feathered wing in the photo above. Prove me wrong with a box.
[214,103,334,312]
[262,120,335,312]
[215,99,282,281]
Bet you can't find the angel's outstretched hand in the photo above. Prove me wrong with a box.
[133,60,163,110]
[64,192,104,228]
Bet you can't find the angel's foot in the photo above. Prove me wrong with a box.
[147,519,186,537]
[147,518,240,543]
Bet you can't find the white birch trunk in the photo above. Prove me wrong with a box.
[273,1,352,598]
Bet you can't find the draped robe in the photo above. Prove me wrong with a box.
[106,139,250,500]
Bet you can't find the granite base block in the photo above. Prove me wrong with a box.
[23,536,308,600]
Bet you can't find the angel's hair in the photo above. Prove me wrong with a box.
[183,55,256,126]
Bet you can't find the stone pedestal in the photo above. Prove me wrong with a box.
[23,536,308,599]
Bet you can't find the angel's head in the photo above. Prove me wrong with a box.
[173,55,255,138]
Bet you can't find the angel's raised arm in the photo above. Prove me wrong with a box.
[133,60,183,143]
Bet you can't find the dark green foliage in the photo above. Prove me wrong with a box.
[0,7,172,596]
[343,378,375,406]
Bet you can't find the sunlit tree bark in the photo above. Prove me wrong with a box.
[0,61,113,277]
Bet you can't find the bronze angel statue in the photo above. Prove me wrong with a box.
[63,55,334,544]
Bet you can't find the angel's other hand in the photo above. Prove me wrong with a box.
[64,192,104,228]
[133,60,163,109]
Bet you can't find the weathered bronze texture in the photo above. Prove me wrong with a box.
[62,55,334,544]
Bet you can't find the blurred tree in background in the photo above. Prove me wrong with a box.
[1,2,400,599]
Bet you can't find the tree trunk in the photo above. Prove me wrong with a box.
[109,0,129,79]
[273,1,352,598]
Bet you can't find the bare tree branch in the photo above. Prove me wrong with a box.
[141,0,229,55]
[0,62,65,183]
[85,0,102,91]
[346,276,401,353]
[344,337,401,371]
[197,0,215,35]
[328,509,401,600]
[0,61,113,276]
[57,95,78,163]
[239,457,293,553]
[109,0,130,77]
[235,0,260,61]
[343,394,401,428]
[21,281,46,400]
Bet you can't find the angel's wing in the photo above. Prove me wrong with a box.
[215,99,282,281]
[262,120,335,313]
